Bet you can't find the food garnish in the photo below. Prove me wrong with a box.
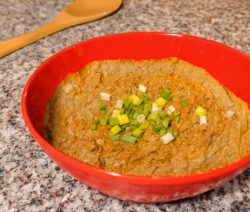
[93,87,209,144]
[100,92,111,101]
[92,86,181,145]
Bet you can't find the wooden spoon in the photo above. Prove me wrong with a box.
[0,0,122,58]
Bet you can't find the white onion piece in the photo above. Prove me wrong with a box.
[138,84,147,92]
[225,110,234,118]
[64,84,74,93]
[166,105,176,114]
[112,109,120,117]
[137,114,145,123]
[161,132,175,145]
[200,115,207,124]
[116,99,123,109]
[152,103,160,112]
[100,92,111,101]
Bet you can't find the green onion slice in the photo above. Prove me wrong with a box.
[91,124,97,130]
[158,128,167,137]
[153,124,163,132]
[195,106,207,116]
[143,101,152,117]
[139,92,149,100]
[167,127,174,135]
[99,115,108,126]
[121,134,137,144]
[180,99,188,106]
[107,133,122,141]
[109,117,120,126]
[175,115,180,124]
[159,110,168,119]
[109,125,122,136]
[133,95,143,106]
[160,88,171,101]
[99,102,107,111]
[132,128,144,137]
[162,117,170,128]
[140,120,149,130]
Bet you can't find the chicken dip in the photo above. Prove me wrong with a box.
[44,58,250,176]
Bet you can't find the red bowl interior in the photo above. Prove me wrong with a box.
[21,32,250,203]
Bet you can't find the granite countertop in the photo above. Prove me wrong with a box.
[0,0,249,211]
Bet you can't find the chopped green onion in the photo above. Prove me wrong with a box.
[173,131,179,138]
[180,99,188,106]
[158,128,167,137]
[125,126,132,132]
[129,111,137,120]
[143,101,152,117]
[99,115,108,126]
[195,106,207,116]
[121,123,130,130]
[122,134,137,144]
[109,117,120,126]
[99,102,106,111]
[159,110,168,119]
[151,110,160,123]
[172,110,180,116]
[160,88,171,101]
[175,115,180,124]
[140,120,149,130]
[153,124,163,132]
[117,114,130,125]
[127,94,135,102]
[136,105,144,114]
[91,119,99,130]
[107,133,122,141]
[161,87,170,94]
[151,110,160,119]
[123,100,133,113]
[167,127,174,135]
[167,128,179,139]
[109,125,122,136]
[112,109,120,117]
[162,117,170,128]
[132,128,144,137]
[133,95,143,106]
[139,92,149,100]
[155,97,167,108]
[149,119,157,125]
[130,119,138,126]
[132,106,138,111]
[91,124,97,130]
[95,86,182,142]
[94,120,99,125]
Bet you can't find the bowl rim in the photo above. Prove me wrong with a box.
[21,31,250,185]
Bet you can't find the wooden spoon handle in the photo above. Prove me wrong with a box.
[0,15,68,58]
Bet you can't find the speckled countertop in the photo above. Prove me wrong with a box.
[0,0,249,211]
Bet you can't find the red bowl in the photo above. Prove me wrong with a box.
[21,32,250,203]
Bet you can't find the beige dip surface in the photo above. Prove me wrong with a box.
[44,58,250,176]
